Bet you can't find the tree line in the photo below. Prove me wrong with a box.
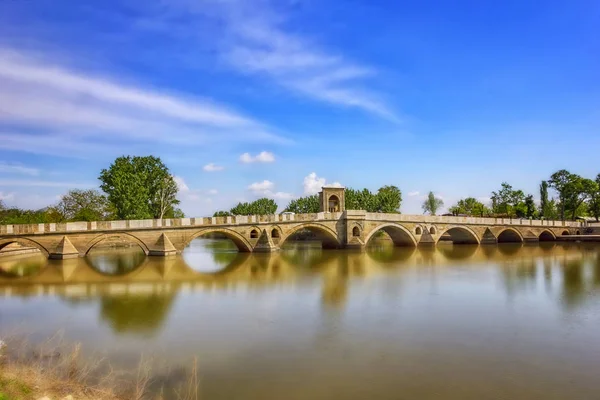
[0,156,183,225]
[444,170,600,220]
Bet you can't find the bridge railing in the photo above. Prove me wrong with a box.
[0,211,581,236]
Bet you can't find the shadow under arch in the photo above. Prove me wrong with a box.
[497,228,524,243]
[184,228,254,253]
[437,226,480,245]
[539,230,556,241]
[364,223,417,247]
[0,237,50,258]
[84,233,150,255]
[279,223,342,249]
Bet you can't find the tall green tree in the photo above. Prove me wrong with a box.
[422,191,444,215]
[539,181,550,218]
[284,194,320,213]
[99,156,180,220]
[57,189,110,221]
[524,194,537,219]
[549,170,575,220]
[448,197,489,217]
[588,174,600,221]
[375,185,402,213]
[491,182,525,218]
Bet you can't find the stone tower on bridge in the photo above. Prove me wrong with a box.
[319,186,345,213]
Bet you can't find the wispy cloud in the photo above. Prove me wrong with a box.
[203,163,225,172]
[141,0,397,120]
[0,47,289,156]
[0,180,94,188]
[0,162,39,176]
[240,151,275,163]
[408,191,420,197]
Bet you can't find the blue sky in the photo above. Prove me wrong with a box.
[0,0,599,216]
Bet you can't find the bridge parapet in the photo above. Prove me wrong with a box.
[0,211,581,237]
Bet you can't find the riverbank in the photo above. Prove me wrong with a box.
[0,337,198,400]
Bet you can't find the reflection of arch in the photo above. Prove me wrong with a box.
[365,224,417,247]
[280,223,341,249]
[367,246,415,265]
[250,229,259,239]
[437,226,480,245]
[497,228,523,243]
[415,227,422,235]
[0,237,50,257]
[84,250,149,277]
[328,195,340,212]
[352,226,361,237]
[437,244,478,260]
[84,233,150,255]
[429,227,436,235]
[539,230,556,241]
[183,228,254,252]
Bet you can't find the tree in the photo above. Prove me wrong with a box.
[375,185,402,213]
[57,189,110,221]
[284,194,320,213]
[422,191,444,215]
[539,181,550,218]
[99,156,179,220]
[588,174,600,221]
[213,210,232,217]
[549,170,575,220]
[524,195,537,219]
[448,197,489,217]
[491,182,525,218]
[229,198,278,216]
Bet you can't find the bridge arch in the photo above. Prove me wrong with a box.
[437,226,480,245]
[279,223,342,249]
[497,228,524,243]
[0,237,50,257]
[184,228,254,252]
[365,223,417,247]
[84,233,151,255]
[539,230,556,241]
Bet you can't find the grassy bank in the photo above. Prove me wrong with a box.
[0,337,198,400]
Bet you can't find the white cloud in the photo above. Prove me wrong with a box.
[248,180,275,192]
[0,162,39,176]
[174,176,189,192]
[208,189,218,195]
[247,179,293,201]
[239,151,275,163]
[203,163,224,172]
[302,172,341,195]
[408,191,420,197]
[0,192,15,201]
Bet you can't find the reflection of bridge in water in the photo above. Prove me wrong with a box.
[1,243,597,301]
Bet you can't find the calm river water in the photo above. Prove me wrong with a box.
[1,239,600,399]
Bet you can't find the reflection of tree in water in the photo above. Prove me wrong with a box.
[436,244,478,261]
[0,254,46,278]
[366,245,414,266]
[280,243,335,270]
[205,239,240,267]
[561,259,586,309]
[497,243,524,256]
[86,248,146,275]
[500,259,538,297]
[99,293,176,337]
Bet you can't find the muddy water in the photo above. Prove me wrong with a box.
[1,240,600,399]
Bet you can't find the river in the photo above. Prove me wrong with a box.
[1,239,600,399]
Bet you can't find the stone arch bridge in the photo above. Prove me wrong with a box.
[0,211,581,259]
